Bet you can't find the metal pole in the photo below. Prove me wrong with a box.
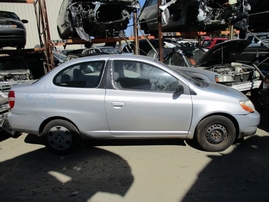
[158,0,163,62]
[229,24,234,40]
[41,0,54,70]
[133,3,139,55]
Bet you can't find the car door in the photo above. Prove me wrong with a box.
[52,60,108,134]
[105,60,193,137]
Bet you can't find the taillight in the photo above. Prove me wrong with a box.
[8,90,15,109]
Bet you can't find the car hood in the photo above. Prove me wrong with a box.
[196,39,251,67]
[204,80,247,99]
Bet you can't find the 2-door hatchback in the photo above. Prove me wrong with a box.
[7,54,260,154]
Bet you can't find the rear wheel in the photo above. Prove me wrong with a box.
[196,116,236,152]
[43,119,81,154]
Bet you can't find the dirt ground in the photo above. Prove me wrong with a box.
[0,106,269,202]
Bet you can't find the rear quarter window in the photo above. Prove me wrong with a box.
[54,61,105,88]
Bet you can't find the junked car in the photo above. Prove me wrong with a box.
[6,54,260,154]
[0,10,28,50]
[0,92,9,131]
[0,55,36,93]
[258,87,269,109]
[57,0,139,40]
[53,50,67,66]
[236,32,269,72]
[81,46,119,55]
[201,36,228,49]
[258,72,269,109]
[0,54,41,133]
[139,0,251,37]
[148,39,264,94]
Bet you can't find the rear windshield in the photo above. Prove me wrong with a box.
[0,11,20,20]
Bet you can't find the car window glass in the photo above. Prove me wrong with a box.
[112,60,178,92]
[168,52,187,66]
[193,48,205,62]
[101,48,118,54]
[0,11,20,20]
[202,40,210,47]
[54,61,105,88]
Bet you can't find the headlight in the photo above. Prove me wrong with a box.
[240,100,255,113]
[215,75,234,83]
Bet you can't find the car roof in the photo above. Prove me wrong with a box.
[64,53,154,65]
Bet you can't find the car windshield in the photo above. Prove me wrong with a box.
[154,59,202,87]
[192,48,207,62]
[172,66,206,87]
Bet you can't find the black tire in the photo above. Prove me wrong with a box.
[196,116,236,152]
[43,119,81,154]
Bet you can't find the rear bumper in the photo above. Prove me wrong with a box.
[0,29,26,48]
[7,112,44,135]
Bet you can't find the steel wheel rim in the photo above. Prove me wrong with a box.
[47,126,72,151]
[206,124,227,144]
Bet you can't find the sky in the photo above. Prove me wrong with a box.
[126,0,146,37]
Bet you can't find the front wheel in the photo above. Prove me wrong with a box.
[196,116,236,152]
[43,119,81,154]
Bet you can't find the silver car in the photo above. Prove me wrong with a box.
[6,54,260,154]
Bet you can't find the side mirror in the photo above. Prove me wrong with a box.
[161,8,169,26]
[21,19,28,24]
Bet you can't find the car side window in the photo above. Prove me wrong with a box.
[112,60,178,92]
[168,52,187,66]
[54,61,105,88]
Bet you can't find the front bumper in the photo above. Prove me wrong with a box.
[231,80,262,92]
[235,110,260,139]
